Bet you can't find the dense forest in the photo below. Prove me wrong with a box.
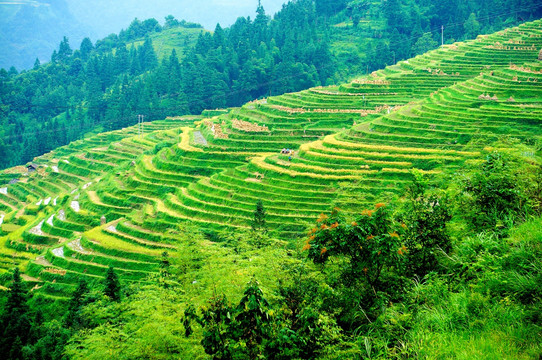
[1,0,541,170]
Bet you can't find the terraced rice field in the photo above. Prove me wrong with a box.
[140,20,542,237]
[0,117,197,292]
[1,20,541,295]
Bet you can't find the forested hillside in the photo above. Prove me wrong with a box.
[0,14,540,358]
[2,0,541,171]
[315,0,542,75]
[0,1,331,170]
[0,0,290,71]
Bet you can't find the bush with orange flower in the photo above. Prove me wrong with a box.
[304,205,406,292]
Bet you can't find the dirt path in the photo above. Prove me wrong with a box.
[68,238,91,254]
[0,198,17,211]
[35,256,52,266]
[179,127,204,152]
[52,247,64,258]
[29,220,45,236]
[21,274,41,282]
[70,200,80,212]
[192,130,208,146]
[104,219,175,249]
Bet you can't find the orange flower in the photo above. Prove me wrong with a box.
[363,267,368,273]
[389,231,400,238]
[361,209,373,217]
[333,207,341,212]
[375,203,386,209]
[330,222,339,229]
[401,223,407,229]
[398,248,404,255]
[302,242,311,251]
[321,224,328,230]
[366,234,375,240]
[351,221,358,226]
[320,247,328,255]
[317,213,328,223]
[377,251,381,255]
[309,235,316,241]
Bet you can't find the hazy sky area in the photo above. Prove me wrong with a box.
[69,0,290,37]
[0,0,289,70]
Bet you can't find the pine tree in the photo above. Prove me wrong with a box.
[384,0,403,30]
[4,267,29,318]
[65,278,89,328]
[80,37,94,60]
[104,266,121,301]
[0,268,32,359]
[58,36,73,62]
[140,37,158,71]
[253,1,269,46]
[252,199,267,233]
[51,50,58,64]
[464,13,480,39]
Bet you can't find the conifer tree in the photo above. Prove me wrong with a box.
[58,36,73,62]
[140,37,158,71]
[104,266,121,301]
[159,251,171,288]
[252,199,267,233]
[0,268,32,359]
[65,278,89,328]
[80,37,94,60]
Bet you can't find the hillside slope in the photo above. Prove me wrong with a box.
[0,20,540,298]
[97,20,542,237]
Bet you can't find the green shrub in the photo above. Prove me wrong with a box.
[460,152,526,234]
[400,173,452,277]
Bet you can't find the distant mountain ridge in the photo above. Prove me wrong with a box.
[65,0,289,38]
[0,0,289,70]
[0,0,91,70]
